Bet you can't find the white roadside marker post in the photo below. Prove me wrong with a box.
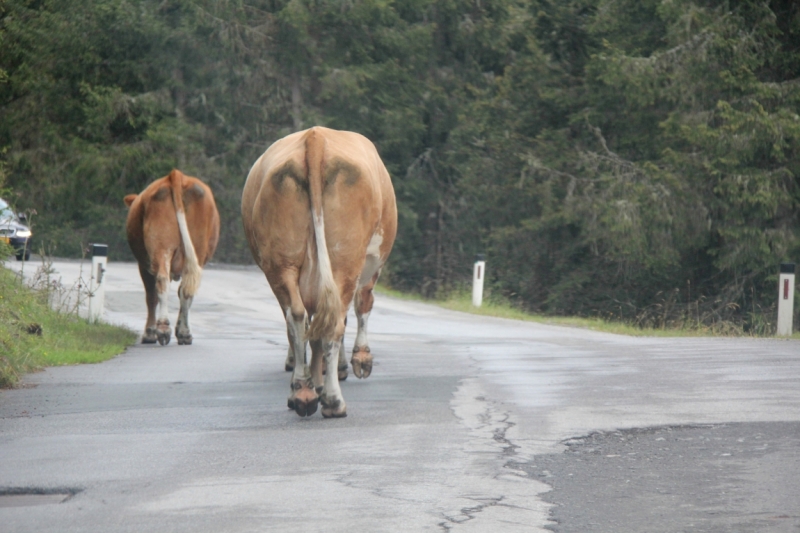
[777,262,795,337]
[472,254,486,307]
[88,243,108,323]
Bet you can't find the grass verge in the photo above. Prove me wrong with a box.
[377,285,800,339]
[0,265,137,387]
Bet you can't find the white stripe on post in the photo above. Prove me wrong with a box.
[777,262,795,337]
[88,243,108,323]
[472,254,486,307]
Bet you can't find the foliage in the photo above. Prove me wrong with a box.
[1,0,798,330]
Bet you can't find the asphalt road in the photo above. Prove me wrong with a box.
[1,258,799,532]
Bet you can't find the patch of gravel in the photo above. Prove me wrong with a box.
[521,422,800,533]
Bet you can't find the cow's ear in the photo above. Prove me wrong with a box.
[124,194,138,207]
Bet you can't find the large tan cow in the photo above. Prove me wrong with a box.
[242,127,397,418]
[124,169,220,346]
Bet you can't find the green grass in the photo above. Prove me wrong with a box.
[0,264,137,387]
[377,284,800,339]
[435,292,707,337]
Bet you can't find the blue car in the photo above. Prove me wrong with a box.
[0,197,32,261]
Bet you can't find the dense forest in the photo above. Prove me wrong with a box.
[1,0,799,331]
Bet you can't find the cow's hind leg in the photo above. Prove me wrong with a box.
[154,263,172,346]
[305,302,348,417]
[337,317,348,381]
[278,282,316,417]
[315,334,347,418]
[175,283,194,345]
[139,265,159,344]
[284,346,294,372]
[321,318,348,380]
[351,270,380,378]
[284,314,306,371]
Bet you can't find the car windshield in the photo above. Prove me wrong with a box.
[0,198,19,224]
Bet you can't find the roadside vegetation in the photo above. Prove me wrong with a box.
[378,284,800,339]
[0,251,137,388]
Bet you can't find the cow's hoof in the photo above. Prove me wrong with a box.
[176,330,193,345]
[321,395,347,418]
[289,381,319,417]
[351,348,372,379]
[284,363,294,372]
[293,395,319,417]
[157,331,171,346]
[142,327,158,344]
[156,321,171,346]
[338,365,349,381]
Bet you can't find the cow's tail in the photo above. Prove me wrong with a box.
[305,129,342,343]
[169,169,202,297]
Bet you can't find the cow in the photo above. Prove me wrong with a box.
[124,169,220,346]
[241,127,397,418]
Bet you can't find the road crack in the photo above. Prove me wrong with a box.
[438,496,506,531]
[493,412,521,457]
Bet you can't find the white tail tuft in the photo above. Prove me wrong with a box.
[305,129,342,342]
[306,212,341,341]
[176,210,202,297]
[168,170,202,298]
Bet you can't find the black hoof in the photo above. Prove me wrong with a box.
[289,379,318,417]
[294,397,319,417]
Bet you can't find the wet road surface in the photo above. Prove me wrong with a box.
[1,258,799,531]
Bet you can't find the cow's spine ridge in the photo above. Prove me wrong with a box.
[169,169,202,297]
[305,128,342,342]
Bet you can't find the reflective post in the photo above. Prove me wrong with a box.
[88,243,108,323]
[472,254,486,307]
[777,262,795,337]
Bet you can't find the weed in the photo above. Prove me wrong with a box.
[0,253,136,388]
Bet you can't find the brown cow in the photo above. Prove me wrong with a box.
[124,169,220,346]
[241,127,397,418]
